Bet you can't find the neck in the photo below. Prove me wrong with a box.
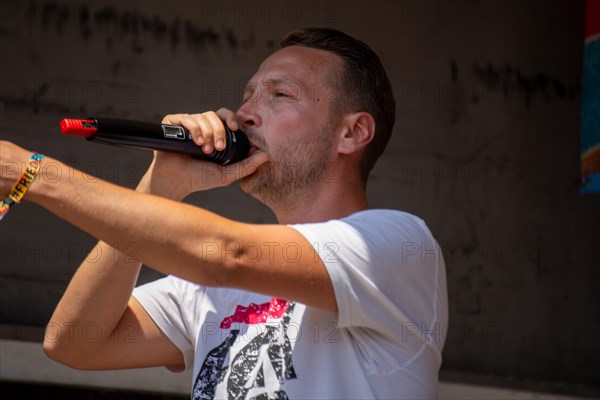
[271,180,368,224]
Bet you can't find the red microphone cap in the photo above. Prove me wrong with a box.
[60,119,97,138]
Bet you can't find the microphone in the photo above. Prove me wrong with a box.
[59,117,250,165]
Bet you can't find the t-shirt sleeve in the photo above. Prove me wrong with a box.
[132,275,202,371]
[289,210,446,342]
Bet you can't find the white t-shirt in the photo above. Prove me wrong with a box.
[133,209,448,399]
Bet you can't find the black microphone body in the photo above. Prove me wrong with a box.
[60,117,250,165]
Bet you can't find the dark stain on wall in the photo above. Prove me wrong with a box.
[471,62,580,106]
[25,0,266,55]
[447,60,580,107]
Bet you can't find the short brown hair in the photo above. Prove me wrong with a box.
[280,28,396,185]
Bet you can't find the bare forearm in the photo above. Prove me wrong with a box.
[30,157,235,286]
[42,163,198,367]
[30,159,335,313]
[45,240,142,357]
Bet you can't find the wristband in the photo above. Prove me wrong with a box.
[0,153,45,220]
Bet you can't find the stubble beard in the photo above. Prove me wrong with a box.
[239,122,334,210]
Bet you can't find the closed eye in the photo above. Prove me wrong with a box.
[275,92,290,98]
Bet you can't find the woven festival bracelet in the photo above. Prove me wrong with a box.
[0,153,45,220]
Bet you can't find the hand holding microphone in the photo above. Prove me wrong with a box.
[60,112,250,165]
[60,110,268,199]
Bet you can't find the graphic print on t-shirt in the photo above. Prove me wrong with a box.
[192,298,297,399]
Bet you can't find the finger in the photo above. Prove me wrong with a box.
[162,114,203,146]
[212,150,268,187]
[230,150,269,179]
[180,114,202,139]
[191,114,215,151]
[216,107,239,131]
[204,112,227,151]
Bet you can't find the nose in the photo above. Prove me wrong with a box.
[236,98,262,131]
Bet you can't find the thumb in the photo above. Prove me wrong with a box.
[237,150,269,176]
[221,150,268,183]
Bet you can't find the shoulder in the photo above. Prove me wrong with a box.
[290,209,436,247]
[342,209,429,231]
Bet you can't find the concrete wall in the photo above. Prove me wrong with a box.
[1,0,598,397]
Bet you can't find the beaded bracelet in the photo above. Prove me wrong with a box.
[0,153,45,220]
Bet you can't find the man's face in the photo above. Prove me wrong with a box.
[236,46,342,208]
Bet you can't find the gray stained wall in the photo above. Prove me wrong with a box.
[0,0,598,396]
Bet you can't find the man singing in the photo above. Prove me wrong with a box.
[0,28,448,399]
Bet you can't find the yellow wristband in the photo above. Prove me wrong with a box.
[0,153,45,220]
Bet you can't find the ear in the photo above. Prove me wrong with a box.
[337,112,375,155]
